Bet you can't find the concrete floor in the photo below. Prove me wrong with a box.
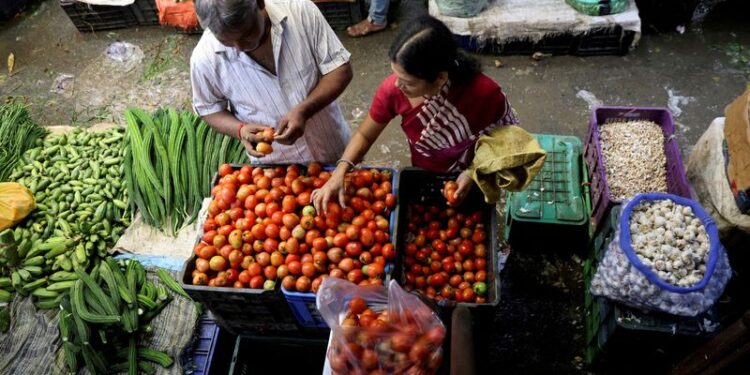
[1,0,750,374]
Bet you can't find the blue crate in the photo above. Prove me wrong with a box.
[184,312,234,375]
[282,166,400,330]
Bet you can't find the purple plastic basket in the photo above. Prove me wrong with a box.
[583,106,691,231]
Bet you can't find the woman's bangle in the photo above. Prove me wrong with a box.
[237,123,246,140]
[336,158,356,171]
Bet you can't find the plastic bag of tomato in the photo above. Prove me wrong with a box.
[181,163,400,332]
[318,278,446,375]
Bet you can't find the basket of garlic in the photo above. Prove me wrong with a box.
[590,193,732,317]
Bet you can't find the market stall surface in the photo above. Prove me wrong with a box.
[1,0,750,373]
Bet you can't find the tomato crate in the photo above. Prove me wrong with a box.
[313,0,363,31]
[393,168,501,310]
[503,134,592,253]
[184,312,235,375]
[60,0,139,32]
[281,165,400,330]
[583,206,720,365]
[181,255,300,336]
[584,106,691,233]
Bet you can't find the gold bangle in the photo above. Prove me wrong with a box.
[336,159,356,171]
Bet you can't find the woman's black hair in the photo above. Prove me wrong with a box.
[388,15,481,86]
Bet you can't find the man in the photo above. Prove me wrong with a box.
[191,0,353,163]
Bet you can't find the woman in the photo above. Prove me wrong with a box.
[312,15,519,212]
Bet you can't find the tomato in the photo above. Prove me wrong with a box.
[364,262,383,278]
[300,215,314,230]
[338,258,355,272]
[255,252,270,266]
[241,255,255,269]
[263,265,277,280]
[219,164,234,177]
[441,285,456,299]
[198,245,217,260]
[228,249,243,266]
[300,161,320,177]
[192,272,208,285]
[461,288,476,302]
[228,230,243,249]
[372,245,392,264]
[287,260,302,276]
[265,202,280,218]
[359,228,375,247]
[345,242,363,257]
[209,256,226,271]
[345,224,360,241]
[297,191,312,206]
[249,275,264,289]
[295,276,311,292]
[195,258,210,273]
[472,229,486,244]
[301,262,317,277]
[427,273,446,287]
[347,297,368,315]
[347,269,364,284]
[264,223,280,239]
[281,275,296,290]
[262,238,278,253]
[268,251,284,267]
[458,240,473,256]
[449,274,463,287]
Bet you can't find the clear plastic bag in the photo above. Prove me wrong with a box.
[591,193,732,317]
[317,278,446,375]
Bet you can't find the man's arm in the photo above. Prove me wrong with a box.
[275,62,353,144]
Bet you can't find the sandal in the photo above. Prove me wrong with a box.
[346,19,387,38]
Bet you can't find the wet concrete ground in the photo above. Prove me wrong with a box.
[1,0,750,374]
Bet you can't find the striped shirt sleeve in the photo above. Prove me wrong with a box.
[190,47,228,116]
[300,0,351,75]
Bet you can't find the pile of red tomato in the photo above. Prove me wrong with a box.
[401,204,491,304]
[190,163,397,292]
[328,297,445,374]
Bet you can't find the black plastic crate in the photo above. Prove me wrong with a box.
[228,335,328,374]
[313,0,363,30]
[394,168,501,315]
[583,206,721,365]
[0,0,30,20]
[60,0,138,32]
[456,26,636,56]
[131,0,158,26]
[181,256,300,336]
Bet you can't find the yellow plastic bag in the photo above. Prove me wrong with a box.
[0,182,35,231]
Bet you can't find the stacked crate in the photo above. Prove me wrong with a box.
[503,134,592,252]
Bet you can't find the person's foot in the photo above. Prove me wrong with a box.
[346,19,387,37]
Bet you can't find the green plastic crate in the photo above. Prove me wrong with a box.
[583,206,720,365]
[503,134,592,251]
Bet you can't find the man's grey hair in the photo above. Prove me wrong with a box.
[194,0,260,35]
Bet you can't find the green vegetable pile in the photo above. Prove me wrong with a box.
[3,127,130,309]
[58,258,185,375]
[0,104,47,182]
[124,108,249,235]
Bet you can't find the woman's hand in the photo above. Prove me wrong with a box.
[451,171,474,206]
[312,168,347,214]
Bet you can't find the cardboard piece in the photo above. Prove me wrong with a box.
[724,88,750,192]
